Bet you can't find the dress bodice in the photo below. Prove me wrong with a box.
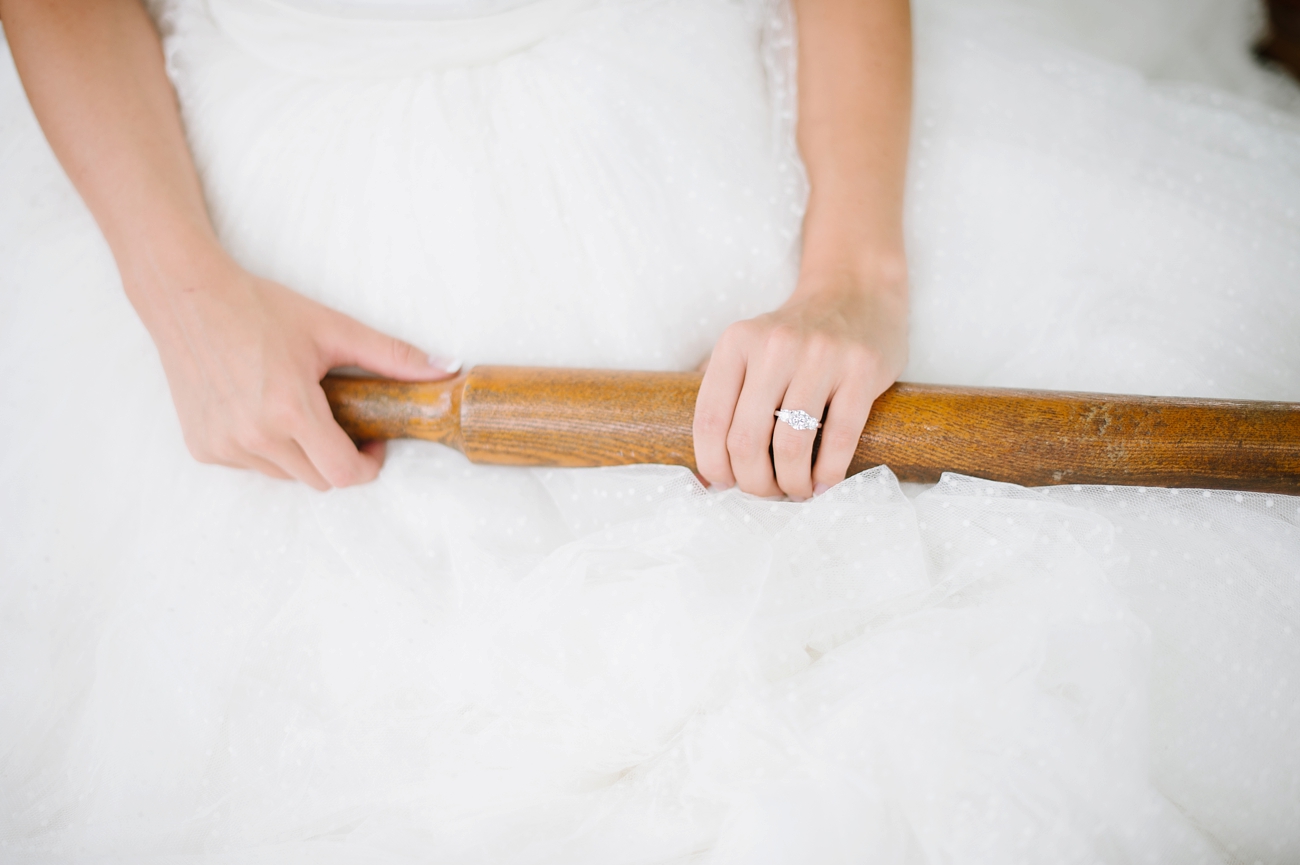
[271,0,546,20]
[197,0,599,76]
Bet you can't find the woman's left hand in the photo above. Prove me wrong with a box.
[693,265,908,500]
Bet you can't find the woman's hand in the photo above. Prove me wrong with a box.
[693,264,907,500]
[694,0,913,500]
[6,0,455,490]
[141,253,457,490]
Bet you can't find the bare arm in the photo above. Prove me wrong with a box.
[695,0,912,499]
[2,0,216,293]
[794,0,910,282]
[2,0,455,488]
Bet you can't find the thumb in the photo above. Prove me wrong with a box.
[326,313,460,381]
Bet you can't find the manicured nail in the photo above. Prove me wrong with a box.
[427,354,462,373]
[813,483,830,496]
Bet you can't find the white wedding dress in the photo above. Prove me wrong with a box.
[2,0,1299,861]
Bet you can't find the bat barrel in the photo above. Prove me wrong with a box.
[852,384,1300,494]
[458,367,700,469]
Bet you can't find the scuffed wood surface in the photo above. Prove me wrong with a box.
[852,384,1300,493]
[324,367,1300,494]
[323,373,466,448]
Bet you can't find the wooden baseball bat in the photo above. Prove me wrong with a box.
[322,366,1300,495]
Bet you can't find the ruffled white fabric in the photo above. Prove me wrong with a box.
[2,0,1299,862]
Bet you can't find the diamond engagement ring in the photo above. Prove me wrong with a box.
[774,409,822,431]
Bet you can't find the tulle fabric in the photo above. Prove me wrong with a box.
[2,0,1300,862]
[159,0,806,372]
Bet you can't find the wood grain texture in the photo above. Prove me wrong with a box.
[323,367,1300,494]
[458,367,700,468]
[849,384,1300,493]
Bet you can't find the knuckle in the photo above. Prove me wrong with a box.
[264,401,298,431]
[185,438,218,464]
[388,339,418,368]
[722,319,757,345]
[777,483,810,501]
[845,343,884,373]
[805,331,836,359]
[213,440,243,464]
[823,427,863,453]
[691,443,732,481]
[236,425,274,454]
[199,439,241,467]
[262,389,306,428]
[764,324,802,355]
[726,428,764,457]
[693,409,730,439]
[696,465,727,487]
[812,472,847,492]
[771,433,807,461]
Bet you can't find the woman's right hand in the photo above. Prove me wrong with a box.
[138,253,457,490]
[7,0,456,490]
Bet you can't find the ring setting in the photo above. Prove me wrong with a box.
[774,408,822,431]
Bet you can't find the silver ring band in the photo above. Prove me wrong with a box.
[774,408,822,431]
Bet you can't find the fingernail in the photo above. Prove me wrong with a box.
[813,483,830,497]
[713,481,734,491]
[426,354,462,373]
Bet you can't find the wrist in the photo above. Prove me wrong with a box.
[115,222,244,337]
[795,243,908,304]
[797,195,907,300]
[116,218,233,295]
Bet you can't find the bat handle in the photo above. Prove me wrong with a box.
[322,373,468,450]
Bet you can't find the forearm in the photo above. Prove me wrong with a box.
[791,0,912,289]
[2,0,227,325]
